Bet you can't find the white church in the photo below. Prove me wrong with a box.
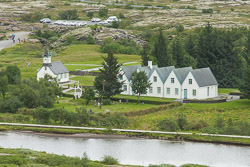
[37,47,69,83]
[119,61,218,100]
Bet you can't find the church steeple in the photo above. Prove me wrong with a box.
[43,46,52,65]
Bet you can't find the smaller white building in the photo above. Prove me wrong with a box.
[119,61,218,100]
[37,47,69,83]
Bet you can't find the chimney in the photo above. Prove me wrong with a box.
[148,61,152,69]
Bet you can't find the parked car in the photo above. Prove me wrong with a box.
[76,21,87,27]
[106,16,120,23]
[40,18,51,23]
[91,18,101,22]
[98,20,108,25]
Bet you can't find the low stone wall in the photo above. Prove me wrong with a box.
[183,99,226,104]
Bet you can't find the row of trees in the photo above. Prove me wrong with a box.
[141,24,250,88]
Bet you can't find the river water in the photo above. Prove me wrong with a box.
[0,131,250,167]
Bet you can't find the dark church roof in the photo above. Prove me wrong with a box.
[43,46,51,57]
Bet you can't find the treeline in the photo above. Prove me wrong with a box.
[32,107,130,129]
[141,24,250,88]
[0,66,61,113]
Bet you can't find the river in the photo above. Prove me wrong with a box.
[0,131,250,167]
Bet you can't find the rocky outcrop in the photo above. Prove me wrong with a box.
[0,17,42,32]
[51,26,146,48]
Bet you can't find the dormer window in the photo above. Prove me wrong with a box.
[189,79,192,84]
[171,78,174,83]
[154,76,157,82]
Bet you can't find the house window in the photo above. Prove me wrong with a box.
[149,87,153,93]
[193,89,196,96]
[123,85,127,91]
[171,78,174,83]
[167,88,170,95]
[119,75,123,80]
[175,88,178,95]
[154,76,157,82]
[207,87,210,96]
[64,73,67,78]
[157,87,161,94]
[189,79,192,84]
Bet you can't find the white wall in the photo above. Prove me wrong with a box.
[37,66,69,83]
[198,85,218,99]
[37,66,56,81]
[182,72,200,99]
[57,72,69,83]
[119,70,132,95]
[147,70,163,98]
[163,71,182,99]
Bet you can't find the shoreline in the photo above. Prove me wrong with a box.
[1,123,250,146]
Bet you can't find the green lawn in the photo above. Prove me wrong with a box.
[114,94,175,103]
[218,88,240,95]
[129,99,250,130]
[0,42,141,78]
[71,76,95,86]
[54,97,156,113]
[65,64,101,71]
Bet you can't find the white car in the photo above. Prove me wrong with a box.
[76,21,87,26]
[106,16,120,23]
[91,18,101,22]
[98,20,108,25]
[40,18,51,23]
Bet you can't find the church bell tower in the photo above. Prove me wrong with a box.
[43,46,52,65]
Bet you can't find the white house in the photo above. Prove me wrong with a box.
[119,61,218,100]
[37,47,69,83]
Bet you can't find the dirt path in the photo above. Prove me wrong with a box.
[0,32,30,51]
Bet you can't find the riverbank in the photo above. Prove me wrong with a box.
[1,123,250,146]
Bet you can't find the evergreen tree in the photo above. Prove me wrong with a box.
[239,65,250,99]
[141,44,150,66]
[170,38,185,68]
[0,75,8,99]
[94,52,123,99]
[130,71,151,102]
[152,29,170,67]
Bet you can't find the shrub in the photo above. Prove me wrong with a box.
[99,8,108,17]
[86,35,96,44]
[0,96,23,114]
[177,114,187,130]
[102,99,111,105]
[59,9,79,20]
[101,156,118,165]
[202,9,213,14]
[158,118,179,131]
[20,12,45,22]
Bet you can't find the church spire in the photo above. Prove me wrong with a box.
[43,46,52,65]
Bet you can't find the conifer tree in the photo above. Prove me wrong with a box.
[94,52,123,99]
[152,29,170,67]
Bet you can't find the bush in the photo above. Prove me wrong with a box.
[158,118,179,131]
[0,96,23,114]
[86,35,96,44]
[59,9,79,20]
[100,38,142,55]
[202,9,213,14]
[101,156,118,165]
[102,99,111,105]
[99,8,108,17]
[20,12,45,23]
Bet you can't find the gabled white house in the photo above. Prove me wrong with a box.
[37,47,69,83]
[119,61,218,100]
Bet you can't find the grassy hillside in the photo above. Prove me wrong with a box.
[0,42,141,78]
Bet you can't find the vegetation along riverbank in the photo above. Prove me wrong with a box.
[0,147,211,167]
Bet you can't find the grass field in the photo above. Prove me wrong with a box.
[0,42,141,78]
[54,97,156,113]
[129,99,250,130]
[218,88,240,95]
[71,76,96,86]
